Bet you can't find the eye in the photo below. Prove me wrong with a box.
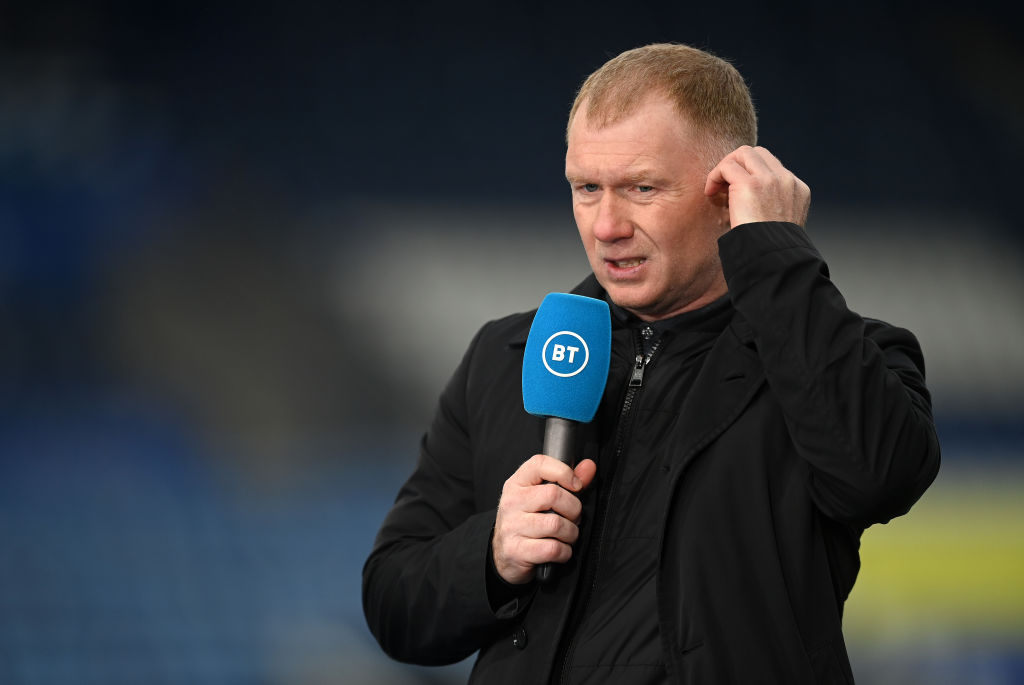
[635,185,654,193]
[583,183,599,193]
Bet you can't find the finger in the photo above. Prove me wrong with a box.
[730,145,777,178]
[573,459,597,490]
[704,166,726,197]
[493,526,575,583]
[704,156,750,196]
[521,510,581,545]
[511,535,575,567]
[494,509,579,560]
[515,481,583,521]
[751,146,786,173]
[514,453,584,491]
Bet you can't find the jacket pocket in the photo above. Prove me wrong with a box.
[670,640,706,682]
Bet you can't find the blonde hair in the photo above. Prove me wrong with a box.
[567,43,757,168]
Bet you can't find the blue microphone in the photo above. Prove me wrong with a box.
[522,292,611,582]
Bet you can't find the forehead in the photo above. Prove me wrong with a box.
[565,95,699,179]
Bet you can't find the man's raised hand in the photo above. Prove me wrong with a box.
[705,145,811,229]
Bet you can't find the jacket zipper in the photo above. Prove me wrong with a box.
[553,329,663,684]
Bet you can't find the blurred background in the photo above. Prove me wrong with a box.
[1,1,1022,683]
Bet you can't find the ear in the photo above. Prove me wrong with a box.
[707,188,729,209]
[706,190,731,231]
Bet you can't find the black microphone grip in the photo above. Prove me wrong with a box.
[536,417,577,584]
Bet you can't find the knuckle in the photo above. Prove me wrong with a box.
[517,455,542,477]
[497,488,519,512]
[494,519,513,542]
[540,538,563,560]
[507,537,526,561]
[541,513,563,536]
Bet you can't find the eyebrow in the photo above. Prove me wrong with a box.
[564,167,592,184]
[565,168,661,186]
[623,169,657,185]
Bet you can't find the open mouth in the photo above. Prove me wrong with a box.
[609,258,645,269]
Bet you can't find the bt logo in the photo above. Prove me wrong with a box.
[541,331,590,378]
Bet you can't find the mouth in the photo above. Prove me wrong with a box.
[606,257,646,269]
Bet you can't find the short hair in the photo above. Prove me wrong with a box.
[567,43,758,168]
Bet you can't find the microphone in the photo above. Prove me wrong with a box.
[522,292,611,582]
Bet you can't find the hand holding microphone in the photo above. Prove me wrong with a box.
[492,454,597,585]
[491,293,611,585]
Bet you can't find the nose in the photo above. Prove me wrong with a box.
[591,192,634,243]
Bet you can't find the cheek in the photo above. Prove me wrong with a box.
[661,224,718,272]
[574,206,598,246]
[572,205,586,232]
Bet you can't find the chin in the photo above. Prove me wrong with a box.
[605,288,654,316]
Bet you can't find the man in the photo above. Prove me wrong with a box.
[363,43,940,684]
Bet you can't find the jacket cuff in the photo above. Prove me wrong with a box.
[718,221,815,277]
[485,535,534,619]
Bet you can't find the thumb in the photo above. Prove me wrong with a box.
[573,459,598,491]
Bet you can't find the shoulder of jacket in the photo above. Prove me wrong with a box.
[472,309,535,351]
[472,275,606,350]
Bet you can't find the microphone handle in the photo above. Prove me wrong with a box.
[536,417,576,584]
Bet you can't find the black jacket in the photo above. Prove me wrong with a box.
[363,222,941,683]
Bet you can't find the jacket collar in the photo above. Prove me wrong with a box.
[507,274,764,471]
[508,274,747,347]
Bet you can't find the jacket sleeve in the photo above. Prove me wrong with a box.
[362,323,525,665]
[719,221,941,527]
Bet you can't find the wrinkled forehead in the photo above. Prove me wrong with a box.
[567,92,723,175]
